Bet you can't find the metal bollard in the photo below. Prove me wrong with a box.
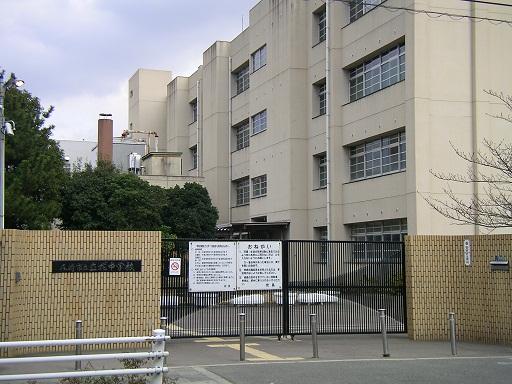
[449,312,457,356]
[378,309,390,357]
[239,313,246,361]
[160,317,167,334]
[151,329,166,384]
[74,320,82,370]
[310,313,319,358]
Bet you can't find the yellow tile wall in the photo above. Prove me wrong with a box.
[0,230,161,355]
[406,235,512,344]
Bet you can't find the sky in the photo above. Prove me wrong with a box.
[1,0,256,141]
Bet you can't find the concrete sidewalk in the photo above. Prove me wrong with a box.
[1,335,512,383]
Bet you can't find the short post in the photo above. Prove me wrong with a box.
[378,309,390,357]
[310,313,319,358]
[74,320,82,370]
[160,317,167,334]
[239,313,246,361]
[151,329,166,384]
[449,312,457,356]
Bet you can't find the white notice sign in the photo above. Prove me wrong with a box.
[237,241,282,291]
[189,242,237,292]
[463,239,471,266]
[169,258,181,276]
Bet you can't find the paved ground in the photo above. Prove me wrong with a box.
[1,334,512,383]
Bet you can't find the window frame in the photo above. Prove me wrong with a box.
[349,43,405,102]
[234,177,250,206]
[251,45,267,73]
[251,110,267,135]
[189,145,198,170]
[190,99,198,123]
[349,131,406,181]
[349,0,383,23]
[234,121,250,150]
[252,174,267,198]
[317,8,327,43]
[234,63,250,95]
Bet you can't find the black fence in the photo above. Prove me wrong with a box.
[161,239,406,338]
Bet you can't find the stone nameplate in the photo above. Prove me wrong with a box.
[52,260,142,273]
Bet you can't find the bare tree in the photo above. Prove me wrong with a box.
[425,90,512,229]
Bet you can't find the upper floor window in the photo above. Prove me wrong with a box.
[190,99,198,123]
[251,45,267,72]
[252,110,267,135]
[349,131,406,180]
[317,9,327,43]
[350,219,407,261]
[234,177,250,206]
[349,43,405,102]
[252,174,267,198]
[313,79,327,117]
[350,0,382,23]
[190,145,197,170]
[314,153,327,189]
[234,63,250,95]
[235,121,250,150]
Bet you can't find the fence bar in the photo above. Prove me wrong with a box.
[310,313,319,358]
[0,367,169,382]
[378,309,390,357]
[239,313,246,361]
[75,320,82,370]
[0,335,169,349]
[449,312,457,356]
[0,351,169,365]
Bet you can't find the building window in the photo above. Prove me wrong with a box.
[349,43,405,102]
[190,99,198,123]
[349,131,406,180]
[234,63,250,95]
[251,45,267,72]
[314,153,327,188]
[251,110,267,135]
[350,0,382,23]
[314,226,329,263]
[252,174,267,198]
[190,145,197,170]
[317,8,326,43]
[313,79,327,116]
[234,121,250,150]
[350,218,407,261]
[235,177,250,206]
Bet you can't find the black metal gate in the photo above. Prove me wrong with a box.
[161,239,406,338]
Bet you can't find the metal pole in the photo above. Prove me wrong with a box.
[239,313,246,361]
[0,73,6,230]
[74,320,82,370]
[449,312,457,356]
[378,309,390,357]
[150,329,166,384]
[310,313,319,358]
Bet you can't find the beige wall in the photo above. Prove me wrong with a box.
[0,230,161,355]
[406,235,512,344]
[133,0,512,239]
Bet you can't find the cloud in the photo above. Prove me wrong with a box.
[47,81,128,141]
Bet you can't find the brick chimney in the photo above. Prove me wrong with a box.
[98,113,113,163]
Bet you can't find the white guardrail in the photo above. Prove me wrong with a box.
[0,329,170,383]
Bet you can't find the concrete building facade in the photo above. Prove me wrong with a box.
[129,0,512,240]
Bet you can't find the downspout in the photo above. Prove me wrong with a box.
[325,0,332,241]
[228,57,233,224]
[470,2,479,235]
[196,80,201,177]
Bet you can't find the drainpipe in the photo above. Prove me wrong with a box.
[325,0,332,240]
[228,57,233,224]
[196,80,201,177]
[470,2,479,235]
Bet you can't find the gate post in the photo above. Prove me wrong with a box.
[281,240,290,338]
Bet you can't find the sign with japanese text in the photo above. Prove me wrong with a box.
[237,241,282,291]
[188,241,237,292]
[52,260,142,273]
[463,239,471,266]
